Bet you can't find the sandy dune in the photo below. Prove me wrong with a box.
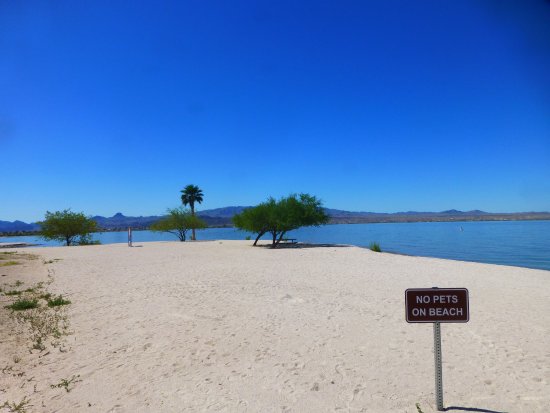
[0,241,548,412]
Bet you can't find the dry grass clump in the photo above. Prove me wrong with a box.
[8,286,71,351]
[0,252,38,263]
[0,261,21,267]
[5,298,39,311]
[1,397,32,412]
[50,375,81,393]
[0,252,76,410]
[3,276,71,351]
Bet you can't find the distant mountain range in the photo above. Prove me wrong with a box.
[0,220,41,232]
[1,207,550,234]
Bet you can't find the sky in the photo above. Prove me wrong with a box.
[1,0,549,222]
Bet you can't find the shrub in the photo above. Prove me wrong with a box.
[39,292,53,300]
[6,299,39,311]
[47,295,71,307]
[78,235,101,245]
[369,242,382,252]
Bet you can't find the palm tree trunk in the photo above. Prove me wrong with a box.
[191,203,196,240]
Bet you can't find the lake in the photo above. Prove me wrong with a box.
[2,220,549,271]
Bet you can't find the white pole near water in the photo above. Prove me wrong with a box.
[128,227,133,247]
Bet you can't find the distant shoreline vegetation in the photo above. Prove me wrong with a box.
[1,214,550,237]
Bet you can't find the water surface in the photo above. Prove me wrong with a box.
[2,220,549,271]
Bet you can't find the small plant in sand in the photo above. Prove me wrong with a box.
[0,252,37,261]
[5,299,39,311]
[5,282,71,351]
[15,302,70,351]
[2,365,13,374]
[369,242,382,252]
[0,261,21,267]
[0,259,76,410]
[50,375,81,392]
[1,397,32,413]
[47,295,71,307]
[0,251,17,257]
[4,290,23,296]
[415,402,424,413]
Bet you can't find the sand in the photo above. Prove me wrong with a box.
[0,240,548,412]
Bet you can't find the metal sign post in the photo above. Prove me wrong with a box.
[433,321,444,411]
[405,287,469,412]
[128,227,133,247]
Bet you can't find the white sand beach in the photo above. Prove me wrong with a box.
[0,241,548,412]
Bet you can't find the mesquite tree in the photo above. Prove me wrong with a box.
[39,209,98,246]
[150,207,206,241]
[233,194,329,248]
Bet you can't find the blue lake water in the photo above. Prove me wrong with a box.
[2,220,549,271]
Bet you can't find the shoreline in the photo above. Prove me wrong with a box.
[2,235,549,273]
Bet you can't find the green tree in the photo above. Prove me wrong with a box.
[150,207,207,242]
[180,184,204,240]
[39,210,98,246]
[233,194,329,248]
[232,198,277,246]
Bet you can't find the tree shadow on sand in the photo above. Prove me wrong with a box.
[257,243,351,249]
[445,406,509,413]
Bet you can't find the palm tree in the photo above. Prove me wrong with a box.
[180,184,204,240]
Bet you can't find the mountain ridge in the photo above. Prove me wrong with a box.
[2,207,550,233]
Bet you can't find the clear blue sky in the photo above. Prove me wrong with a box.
[1,0,549,222]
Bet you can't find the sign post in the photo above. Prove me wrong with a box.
[128,227,133,247]
[405,287,469,411]
[433,321,443,410]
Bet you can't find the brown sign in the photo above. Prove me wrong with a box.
[405,288,469,323]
